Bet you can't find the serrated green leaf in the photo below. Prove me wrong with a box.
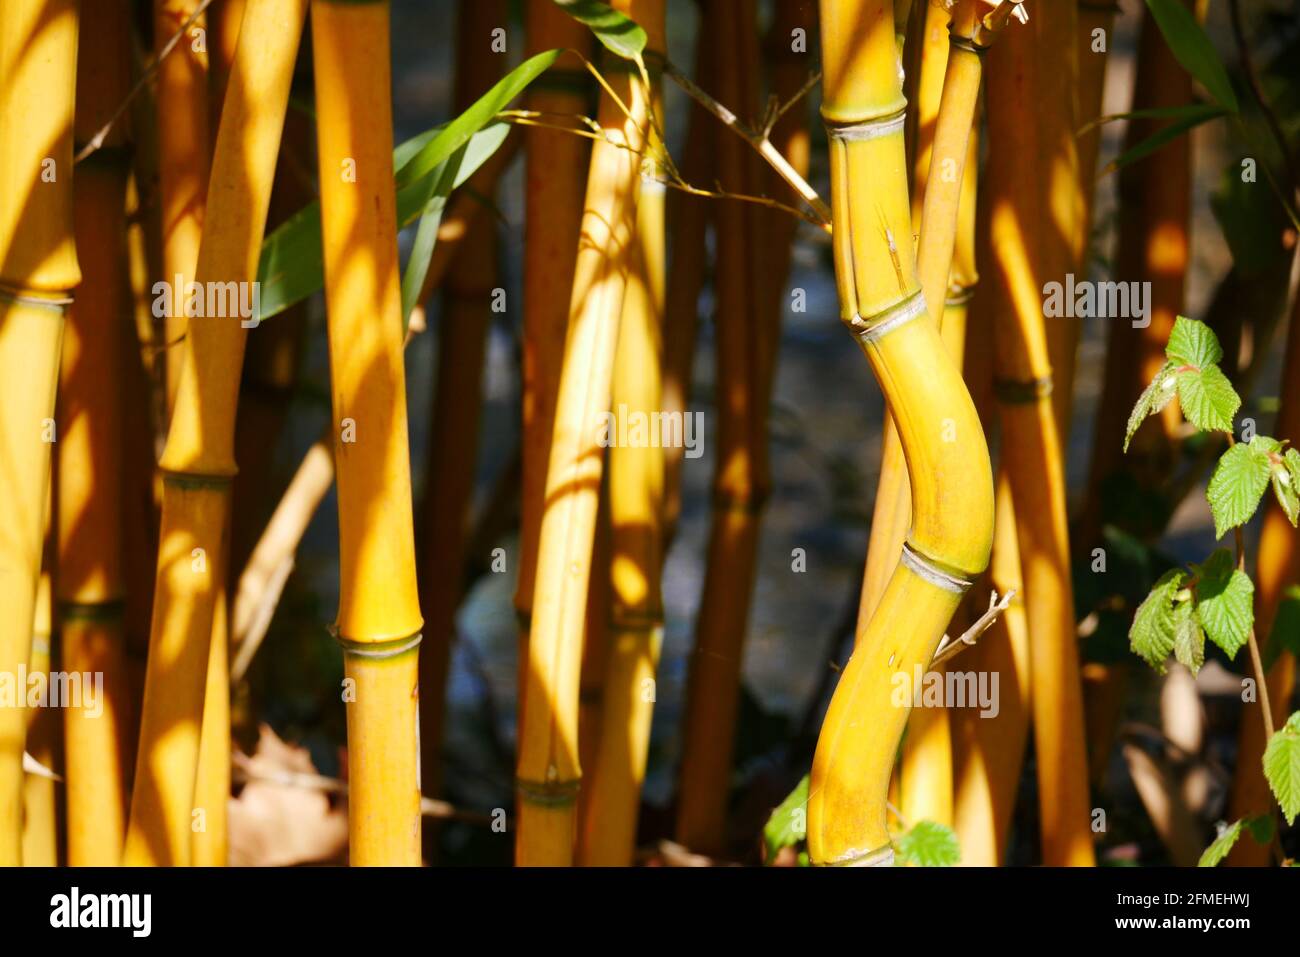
[1125,362,1178,452]
[1198,819,1244,867]
[1193,548,1253,659]
[1175,362,1240,433]
[1285,447,1300,488]
[894,820,960,867]
[1166,315,1224,368]
[1173,601,1205,674]
[1245,812,1275,846]
[762,775,808,864]
[1145,0,1240,113]
[1263,712,1300,825]
[553,0,646,62]
[1264,587,1300,671]
[1130,569,1186,672]
[1272,464,1300,526]
[1206,441,1272,538]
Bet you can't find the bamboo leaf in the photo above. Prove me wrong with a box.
[1192,548,1253,659]
[1263,712,1300,825]
[256,124,509,323]
[1206,439,1273,538]
[893,820,960,867]
[762,774,809,864]
[1130,569,1187,672]
[1145,0,1240,113]
[553,0,647,61]
[1197,819,1244,867]
[1125,361,1178,452]
[1104,106,1226,174]
[1080,102,1233,137]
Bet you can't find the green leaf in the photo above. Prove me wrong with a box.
[1285,447,1300,490]
[762,775,808,864]
[1264,586,1300,671]
[1166,315,1224,368]
[1125,361,1178,452]
[1271,462,1300,526]
[553,0,646,62]
[1206,440,1272,538]
[1144,0,1240,113]
[1105,106,1226,174]
[1129,569,1187,672]
[1197,819,1244,867]
[1175,362,1240,433]
[893,820,960,867]
[1245,812,1275,846]
[1173,600,1205,674]
[1264,712,1300,825]
[1192,548,1253,659]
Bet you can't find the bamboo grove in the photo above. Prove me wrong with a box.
[1,0,1299,871]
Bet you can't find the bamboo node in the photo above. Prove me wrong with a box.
[900,542,975,594]
[58,599,127,623]
[822,843,895,867]
[0,283,74,313]
[514,776,580,808]
[824,107,907,143]
[992,375,1054,405]
[333,629,423,660]
[849,289,928,343]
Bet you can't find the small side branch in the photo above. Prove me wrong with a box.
[930,589,1015,667]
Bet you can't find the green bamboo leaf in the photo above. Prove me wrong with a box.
[1104,106,1226,174]
[1130,569,1187,672]
[1197,819,1244,867]
[1125,361,1178,452]
[256,123,509,323]
[1264,586,1300,671]
[1166,315,1224,368]
[1263,712,1300,825]
[1175,362,1239,433]
[553,0,646,62]
[1080,102,1231,137]
[1173,600,1205,674]
[762,774,809,865]
[1145,0,1240,113]
[1206,440,1272,538]
[1192,548,1253,659]
[893,820,960,867]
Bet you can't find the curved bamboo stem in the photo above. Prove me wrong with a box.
[0,0,81,866]
[808,0,994,866]
[515,0,651,866]
[122,0,308,866]
[311,0,423,866]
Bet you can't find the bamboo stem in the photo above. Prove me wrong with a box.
[122,0,308,865]
[516,0,651,866]
[311,0,422,866]
[808,0,994,865]
[21,567,57,866]
[0,0,81,866]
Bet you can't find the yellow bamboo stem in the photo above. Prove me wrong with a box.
[516,0,651,866]
[986,7,1094,866]
[0,0,81,866]
[578,5,667,863]
[311,0,422,867]
[155,0,212,421]
[808,0,994,866]
[122,0,308,866]
[191,583,229,865]
[21,567,57,866]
